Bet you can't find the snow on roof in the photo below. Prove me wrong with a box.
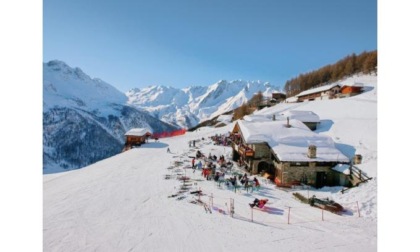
[216,114,232,123]
[124,128,151,136]
[332,163,351,175]
[285,96,298,102]
[297,83,341,97]
[281,110,320,123]
[236,119,349,162]
[243,114,273,122]
[237,119,310,143]
[340,80,364,87]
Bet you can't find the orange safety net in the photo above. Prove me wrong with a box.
[151,128,187,139]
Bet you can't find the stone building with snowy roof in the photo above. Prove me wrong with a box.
[281,110,320,130]
[231,118,349,188]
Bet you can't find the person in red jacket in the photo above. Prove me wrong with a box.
[258,199,268,208]
[249,198,268,208]
[253,177,260,190]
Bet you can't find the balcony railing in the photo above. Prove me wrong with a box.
[239,146,255,157]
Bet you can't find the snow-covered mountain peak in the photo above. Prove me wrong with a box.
[46,60,71,71]
[43,60,179,173]
[43,60,127,114]
[127,79,281,128]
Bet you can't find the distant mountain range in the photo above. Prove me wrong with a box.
[126,80,281,129]
[43,60,279,173]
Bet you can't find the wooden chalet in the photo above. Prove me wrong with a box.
[296,84,341,102]
[230,119,349,188]
[338,82,364,98]
[123,128,152,151]
[271,92,286,103]
[230,121,275,178]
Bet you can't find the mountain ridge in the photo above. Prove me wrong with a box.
[126,79,281,128]
[43,60,178,173]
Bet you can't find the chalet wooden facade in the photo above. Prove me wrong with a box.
[296,84,341,102]
[256,93,287,110]
[230,123,275,177]
[338,83,364,98]
[123,128,152,151]
[271,92,286,103]
[230,120,349,188]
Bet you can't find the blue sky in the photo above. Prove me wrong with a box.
[44,0,377,92]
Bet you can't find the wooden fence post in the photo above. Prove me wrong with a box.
[229,198,235,217]
[356,201,361,217]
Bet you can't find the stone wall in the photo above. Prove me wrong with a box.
[273,161,336,187]
[251,143,271,159]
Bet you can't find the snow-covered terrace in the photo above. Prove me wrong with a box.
[237,119,349,163]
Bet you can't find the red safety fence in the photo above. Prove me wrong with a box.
[152,128,187,139]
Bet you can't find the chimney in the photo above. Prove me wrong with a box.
[308,145,317,158]
[286,117,291,128]
[353,154,362,164]
[272,114,276,121]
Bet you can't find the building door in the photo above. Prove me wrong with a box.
[232,150,240,161]
[257,161,269,174]
[315,172,327,188]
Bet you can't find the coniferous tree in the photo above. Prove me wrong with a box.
[283,50,377,97]
[363,51,377,74]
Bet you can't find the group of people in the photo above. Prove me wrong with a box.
[237,174,260,188]
[214,172,225,182]
[191,158,203,172]
[210,134,232,146]
[189,147,261,192]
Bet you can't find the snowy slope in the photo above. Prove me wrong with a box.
[44,75,377,251]
[126,80,281,129]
